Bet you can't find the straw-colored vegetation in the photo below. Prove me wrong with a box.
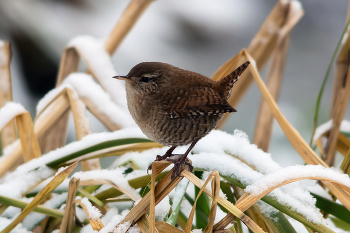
[0,0,350,232]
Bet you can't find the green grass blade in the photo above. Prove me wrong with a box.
[310,192,350,223]
[0,195,64,218]
[309,18,350,146]
[194,171,210,230]
[167,179,189,226]
[47,138,152,167]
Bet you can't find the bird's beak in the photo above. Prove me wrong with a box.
[113,75,130,81]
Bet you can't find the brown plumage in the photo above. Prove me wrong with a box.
[113,61,250,178]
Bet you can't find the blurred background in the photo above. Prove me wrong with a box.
[0,0,349,167]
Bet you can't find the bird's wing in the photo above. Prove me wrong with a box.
[164,87,236,118]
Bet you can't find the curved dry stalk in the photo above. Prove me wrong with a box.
[240,49,350,210]
[79,178,139,202]
[213,0,303,128]
[0,41,16,147]
[184,171,220,233]
[75,199,104,231]
[182,170,264,233]
[104,0,154,55]
[1,161,78,233]
[235,177,350,212]
[253,2,303,151]
[0,104,41,163]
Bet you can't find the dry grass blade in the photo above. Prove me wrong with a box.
[116,161,183,230]
[79,178,139,201]
[0,91,71,178]
[253,1,304,151]
[137,215,183,233]
[241,50,350,210]
[340,149,350,174]
[66,88,101,171]
[184,171,220,233]
[105,0,154,54]
[149,162,158,233]
[16,111,42,162]
[213,0,303,128]
[182,171,263,233]
[0,105,41,163]
[1,161,78,233]
[64,142,162,164]
[60,178,80,233]
[0,41,16,148]
[253,34,290,151]
[325,48,350,165]
[40,46,79,154]
[315,132,350,157]
[75,198,104,231]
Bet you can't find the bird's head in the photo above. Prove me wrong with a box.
[113,62,174,95]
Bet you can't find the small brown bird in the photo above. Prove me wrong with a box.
[113,61,250,178]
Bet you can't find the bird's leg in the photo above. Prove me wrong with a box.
[147,146,177,173]
[167,139,199,179]
[155,146,177,161]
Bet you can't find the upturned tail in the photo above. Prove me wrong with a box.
[215,61,250,98]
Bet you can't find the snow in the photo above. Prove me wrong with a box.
[244,164,350,196]
[80,197,102,220]
[73,167,141,201]
[171,179,189,211]
[68,35,128,109]
[312,119,350,145]
[0,166,54,199]
[290,0,303,15]
[36,83,73,114]
[63,73,135,128]
[28,177,70,194]
[2,140,20,157]
[11,127,146,175]
[0,41,6,66]
[155,195,170,221]
[126,224,141,233]
[22,193,67,230]
[98,209,129,233]
[191,230,203,233]
[201,171,227,200]
[0,102,26,130]
[114,221,131,233]
[255,200,279,222]
[0,216,32,233]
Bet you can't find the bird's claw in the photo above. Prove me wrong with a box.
[147,153,174,174]
[168,158,193,179]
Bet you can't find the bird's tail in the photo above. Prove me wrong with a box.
[216,61,250,98]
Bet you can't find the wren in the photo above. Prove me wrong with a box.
[113,61,250,178]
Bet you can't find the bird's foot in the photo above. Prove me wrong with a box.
[166,157,193,179]
[147,153,178,173]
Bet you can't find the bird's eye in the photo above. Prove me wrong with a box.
[141,76,149,82]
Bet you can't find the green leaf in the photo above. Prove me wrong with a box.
[310,18,350,146]
[47,138,152,167]
[194,171,210,230]
[0,195,64,218]
[167,179,189,226]
[310,192,350,223]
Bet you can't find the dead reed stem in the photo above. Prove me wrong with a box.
[0,41,16,148]
[104,0,154,55]
[214,1,303,128]
[325,33,350,165]
[60,178,80,233]
[253,34,290,151]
